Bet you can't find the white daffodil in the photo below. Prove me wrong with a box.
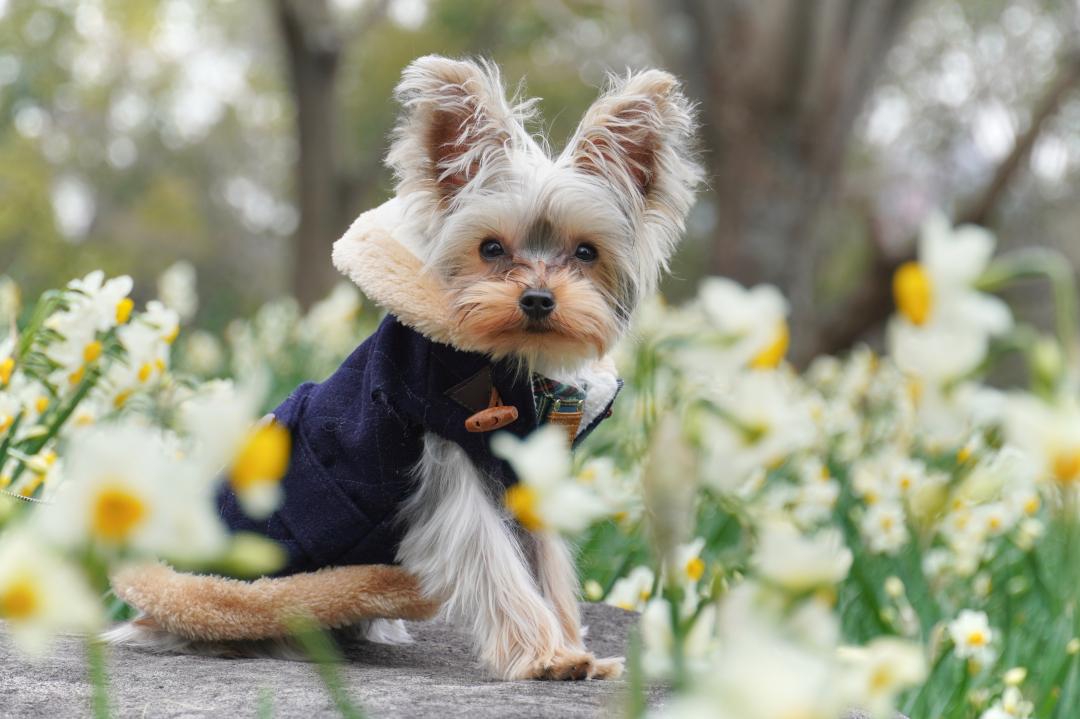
[700,371,818,493]
[141,300,181,345]
[703,590,847,719]
[697,277,790,371]
[839,637,927,718]
[179,378,290,518]
[43,309,104,388]
[0,390,20,435]
[0,276,19,325]
[113,314,171,391]
[492,425,610,534]
[1004,394,1080,489]
[0,334,14,388]
[156,260,199,323]
[32,424,226,561]
[752,521,852,593]
[0,530,102,654]
[66,270,134,333]
[887,211,1012,384]
[640,597,717,679]
[575,456,641,523]
[606,565,656,612]
[948,609,996,663]
[299,282,363,358]
[980,687,1034,719]
[860,501,910,555]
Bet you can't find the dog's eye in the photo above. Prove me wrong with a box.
[573,243,598,263]
[479,238,505,260]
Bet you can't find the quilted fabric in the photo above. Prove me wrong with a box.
[217,314,618,575]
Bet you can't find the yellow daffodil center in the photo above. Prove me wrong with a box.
[0,414,11,433]
[137,362,153,383]
[83,340,102,363]
[230,422,291,492]
[505,484,543,531]
[869,666,894,693]
[0,357,13,386]
[1052,447,1080,485]
[115,298,134,324]
[957,446,972,463]
[69,366,84,386]
[164,325,180,344]
[91,484,147,543]
[966,630,987,647]
[750,321,790,370]
[1024,496,1040,515]
[685,556,705,582]
[113,390,132,409]
[34,396,49,414]
[0,576,40,620]
[893,261,933,326]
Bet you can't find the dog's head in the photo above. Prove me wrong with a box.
[387,56,702,372]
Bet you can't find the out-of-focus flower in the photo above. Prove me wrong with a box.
[228,420,291,519]
[949,609,995,663]
[606,565,655,612]
[860,502,910,555]
[640,597,717,679]
[980,687,1033,719]
[700,372,817,493]
[157,261,199,323]
[182,329,225,375]
[0,531,102,654]
[887,212,1012,384]
[1005,394,1080,488]
[299,282,362,356]
[697,277,790,370]
[752,521,852,593]
[66,270,134,332]
[839,637,927,718]
[0,276,19,325]
[33,424,226,561]
[493,425,610,534]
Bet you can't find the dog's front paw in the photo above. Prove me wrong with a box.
[531,649,625,681]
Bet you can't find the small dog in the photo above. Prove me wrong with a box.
[108,56,701,681]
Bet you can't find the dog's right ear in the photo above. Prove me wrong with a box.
[387,55,531,206]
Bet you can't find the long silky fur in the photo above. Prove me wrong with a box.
[396,434,566,679]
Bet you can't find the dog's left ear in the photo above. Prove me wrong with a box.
[565,69,703,226]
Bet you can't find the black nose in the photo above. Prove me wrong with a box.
[519,288,556,320]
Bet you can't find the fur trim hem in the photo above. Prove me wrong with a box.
[110,562,441,641]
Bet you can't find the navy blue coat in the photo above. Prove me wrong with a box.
[218,315,618,575]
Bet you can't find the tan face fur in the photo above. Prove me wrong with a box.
[386,56,703,371]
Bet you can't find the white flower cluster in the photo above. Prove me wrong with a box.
[0,270,290,654]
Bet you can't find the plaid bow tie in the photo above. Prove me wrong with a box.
[533,376,586,445]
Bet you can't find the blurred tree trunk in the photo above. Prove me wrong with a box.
[652,0,918,362]
[274,0,388,308]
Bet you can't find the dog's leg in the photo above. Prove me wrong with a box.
[398,434,616,680]
[531,531,624,679]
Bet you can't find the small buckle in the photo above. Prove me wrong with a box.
[551,398,585,413]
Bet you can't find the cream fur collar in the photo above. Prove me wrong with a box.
[331,198,620,409]
[332,197,461,347]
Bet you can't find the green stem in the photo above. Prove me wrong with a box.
[978,248,1080,373]
[289,620,365,719]
[86,639,112,719]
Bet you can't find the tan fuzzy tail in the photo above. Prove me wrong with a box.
[110,562,441,642]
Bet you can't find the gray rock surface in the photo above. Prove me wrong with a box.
[0,603,659,719]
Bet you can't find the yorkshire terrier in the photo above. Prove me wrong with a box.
[107,55,701,682]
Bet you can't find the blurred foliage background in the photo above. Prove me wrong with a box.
[1,0,1078,363]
